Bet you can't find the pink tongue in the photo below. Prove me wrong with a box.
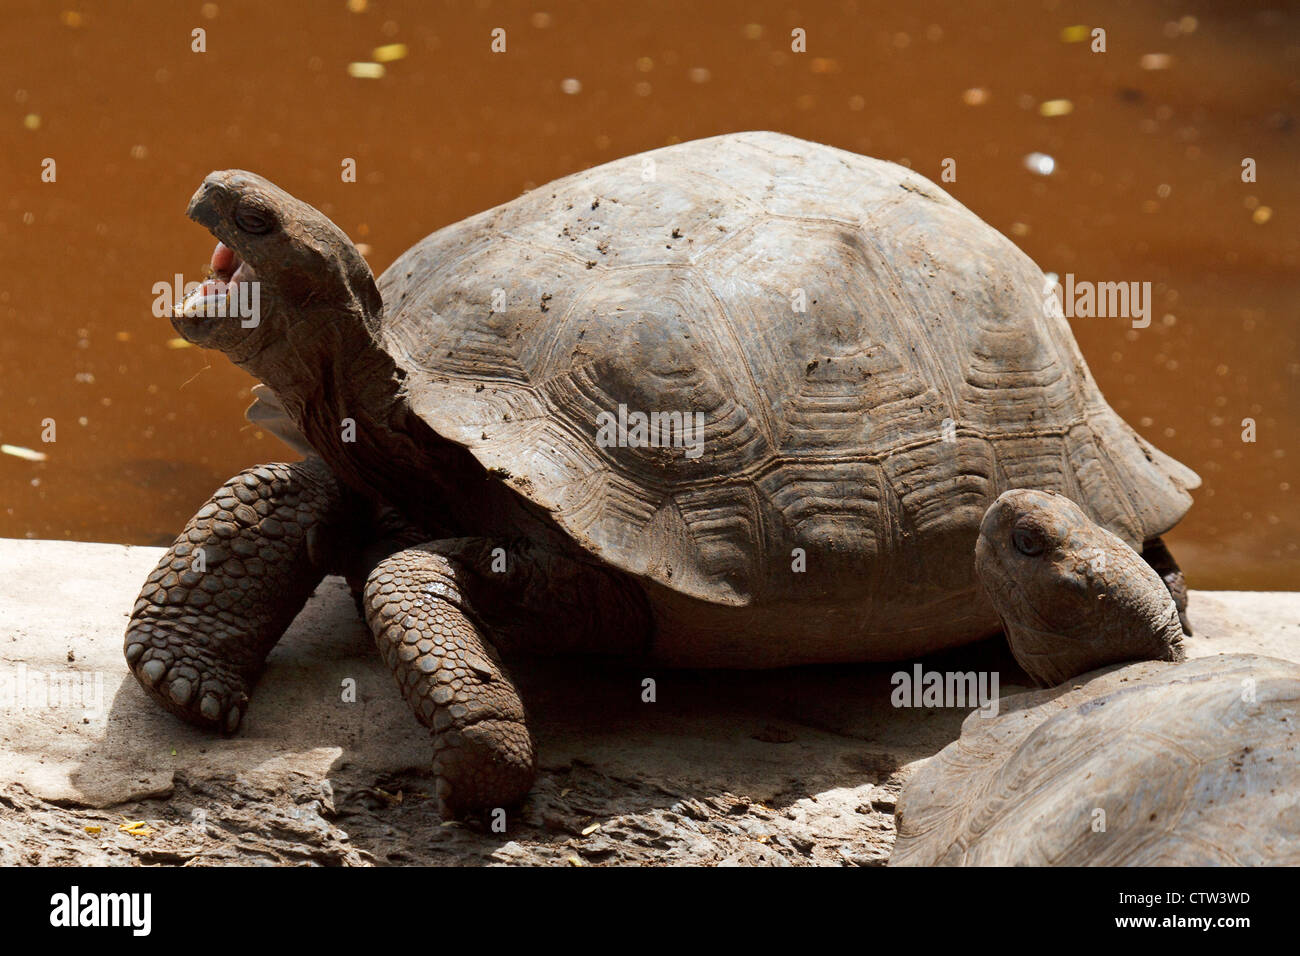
[211,241,237,276]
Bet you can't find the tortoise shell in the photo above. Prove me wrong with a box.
[376,132,1197,662]
[891,654,1300,865]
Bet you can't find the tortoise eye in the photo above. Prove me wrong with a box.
[235,199,275,235]
[1012,525,1045,557]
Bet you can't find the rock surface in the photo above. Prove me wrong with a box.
[1,538,1295,866]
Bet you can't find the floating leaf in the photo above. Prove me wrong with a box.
[373,43,407,62]
[347,62,386,79]
[1,444,47,462]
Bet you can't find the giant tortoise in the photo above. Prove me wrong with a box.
[125,132,1198,814]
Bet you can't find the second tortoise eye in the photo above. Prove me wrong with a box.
[1012,525,1046,557]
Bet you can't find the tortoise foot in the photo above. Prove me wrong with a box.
[364,543,537,818]
[124,630,251,733]
[432,719,536,818]
[124,459,348,735]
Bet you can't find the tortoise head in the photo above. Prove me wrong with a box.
[172,170,381,376]
[975,488,1185,686]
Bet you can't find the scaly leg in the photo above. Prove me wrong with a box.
[364,538,649,816]
[124,458,349,731]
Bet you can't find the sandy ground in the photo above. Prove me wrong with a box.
[1,538,1295,866]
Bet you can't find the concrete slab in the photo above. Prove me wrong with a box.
[0,538,1295,865]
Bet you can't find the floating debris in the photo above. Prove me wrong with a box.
[961,87,989,106]
[347,0,367,12]
[1140,53,1173,70]
[1038,98,1074,117]
[2,444,47,462]
[561,77,582,94]
[373,43,407,62]
[166,337,193,349]
[1023,152,1057,176]
[1252,206,1273,225]
[23,113,40,130]
[347,62,386,79]
[580,822,601,836]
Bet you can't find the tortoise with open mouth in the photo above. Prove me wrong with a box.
[125,132,1198,816]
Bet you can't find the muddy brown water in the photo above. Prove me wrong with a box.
[0,0,1295,589]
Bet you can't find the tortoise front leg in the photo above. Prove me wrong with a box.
[363,538,650,817]
[124,458,348,732]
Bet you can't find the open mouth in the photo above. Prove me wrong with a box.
[176,241,257,319]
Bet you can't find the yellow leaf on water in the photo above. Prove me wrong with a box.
[1039,99,1074,117]
[580,823,601,836]
[347,62,386,79]
[1,444,47,462]
[373,43,408,62]
[166,338,192,349]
